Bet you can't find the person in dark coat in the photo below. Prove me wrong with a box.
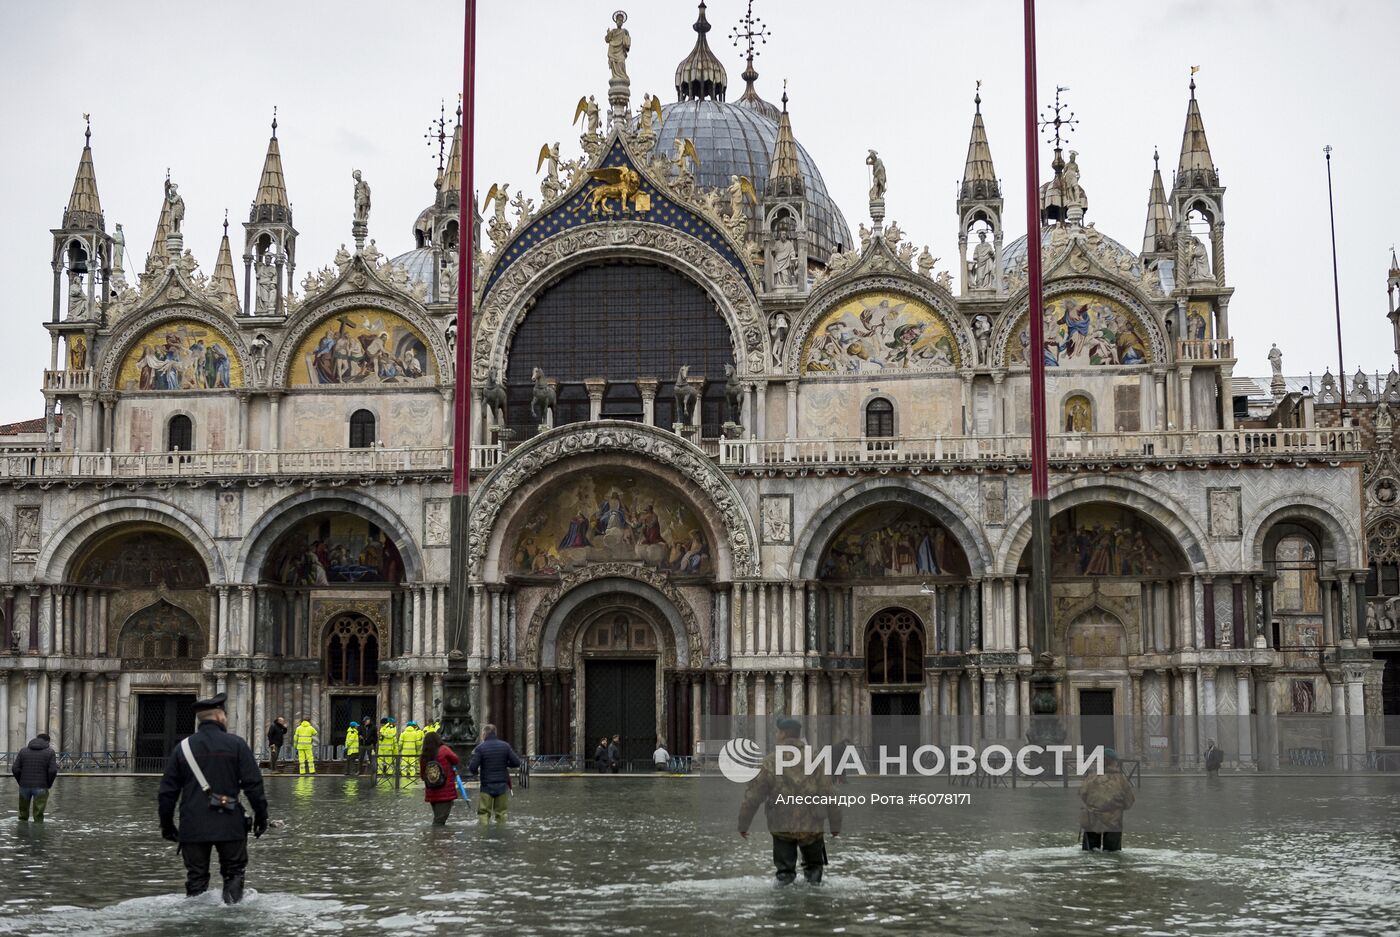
[12,733,58,821]
[607,734,621,774]
[1204,739,1224,779]
[266,716,288,772]
[157,693,269,904]
[467,723,522,825]
[593,737,609,773]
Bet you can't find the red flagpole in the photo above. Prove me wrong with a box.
[1023,0,1053,658]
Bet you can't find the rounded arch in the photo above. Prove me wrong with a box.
[270,287,449,388]
[238,490,425,584]
[995,476,1212,576]
[793,479,992,580]
[475,221,767,378]
[36,497,225,583]
[97,305,251,392]
[527,567,702,670]
[1246,495,1360,570]
[117,599,206,661]
[992,277,1168,368]
[471,421,758,579]
[787,274,973,373]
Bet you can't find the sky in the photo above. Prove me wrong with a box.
[1,0,1397,423]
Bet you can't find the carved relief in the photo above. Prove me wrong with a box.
[760,494,793,545]
[1207,488,1242,539]
[13,506,39,555]
[424,499,450,547]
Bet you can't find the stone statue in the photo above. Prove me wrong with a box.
[917,246,935,279]
[487,184,510,226]
[769,311,789,368]
[67,273,87,320]
[362,239,383,266]
[537,141,561,201]
[936,270,953,291]
[671,138,697,198]
[1063,151,1081,197]
[726,175,753,220]
[865,149,886,200]
[334,243,352,270]
[444,316,457,355]
[605,11,631,82]
[973,314,993,365]
[250,332,270,383]
[164,179,185,234]
[529,367,557,427]
[673,365,698,426]
[443,251,460,301]
[723,363,744,425]
[1268,343,1283,379]
[68,335,87,370]
[970,229,996,289]
[858,223,871,252]
[770,220,800,288]
[482,367,507,428]
[1187,235,1212,280]
[1377,402,1393,436]
[352,170,372,226]
[255,256,277,313]
[112,223,126,273]
[584,96,600,136]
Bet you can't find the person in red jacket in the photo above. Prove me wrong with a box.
[420,731,461,825]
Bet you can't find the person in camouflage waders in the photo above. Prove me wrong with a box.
[738,717,842,885]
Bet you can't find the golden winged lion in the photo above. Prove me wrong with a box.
[583,166,642,216]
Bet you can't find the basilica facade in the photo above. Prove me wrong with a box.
[0,5,1391,769]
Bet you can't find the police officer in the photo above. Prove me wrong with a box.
[738,717,842,885]
[157,692,269,904]
[344,721,362,776]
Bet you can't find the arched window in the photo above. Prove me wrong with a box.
[325,614,379,686]
[865,398,895,438]
[348,409,376,449]
[1063,394,1093,433]
[1275,536,1321,614]
[167,414,193,452]
[865,608,924,685]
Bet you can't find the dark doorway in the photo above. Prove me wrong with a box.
[871,691,921,757]
[1079,689,1116,755]
[135,693,197,772]
[585,659,656,765]
[331,695,378,755]
[1382,654,1400,746]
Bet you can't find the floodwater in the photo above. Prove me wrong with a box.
[0,773,1397,936]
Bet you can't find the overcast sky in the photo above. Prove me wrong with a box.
[2,1,1397,424]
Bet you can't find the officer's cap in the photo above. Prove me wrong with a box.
[775,716,802,734]
[192,692,228,713]
[407,720,418,726]
[349,721,359,727]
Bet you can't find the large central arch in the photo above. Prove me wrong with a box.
[238,490,425,584]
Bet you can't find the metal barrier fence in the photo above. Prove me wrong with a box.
[531,753,695,773]
[0,751,129,771]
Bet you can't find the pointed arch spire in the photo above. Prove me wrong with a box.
[960,87,999,201]
[253,107,290,211]
[676,1,727,102]
[443,99,463,197]
[1175,74,1218,190]
[211,212,240,314]
[145,171,176,273]
[1142,148,1173,255]
[64,115,104,229]
[767,85,803,197]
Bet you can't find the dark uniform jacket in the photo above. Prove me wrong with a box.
[468,736,522,797]
[1079,766,1136,833]
[267,722,287,748]
[12,738,58,789]
[158,721,268,843]
[738,740,843,845]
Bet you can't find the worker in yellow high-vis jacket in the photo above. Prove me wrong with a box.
[344,721,362,776]
[398,721,424,779]
[294,717,318,775]
[377,717,399,776]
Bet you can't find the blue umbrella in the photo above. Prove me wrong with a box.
[454,768,471,803]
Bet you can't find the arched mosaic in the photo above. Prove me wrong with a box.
[800,291,960,374]
[1005,292,1152,367]
[260,512,406,585]
[116,319,243,390]
[819,504,970,579]
[289,308,435,386]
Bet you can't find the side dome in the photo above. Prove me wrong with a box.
[390,247,436,291]
[1001,225,1142,275]
[650,100,851,263]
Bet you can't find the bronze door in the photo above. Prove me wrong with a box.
[585,660,656,765]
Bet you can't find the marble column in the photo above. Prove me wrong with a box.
[24,674,38,740]
[754,673,767,720]
[1200,666,1217,758]
[1345,673,1366,765]
[1180,667,1198,760]
[116,674,132,758]
[1235,667,1252,764]
[0,676,9,754]
[1130,670,1144,758]
[638,378,659,427]
[268,392,282,450]
[80,673,96,753]
[584,378,606,422]
[1320,579,1336,647]
[785,379,798,438]
[525,676,538,757]
[1329,676,1348,767]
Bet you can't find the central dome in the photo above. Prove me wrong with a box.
[650,99,851,264]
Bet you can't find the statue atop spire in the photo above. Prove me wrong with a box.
[605,10,632,124]
[1038,86,1087,224]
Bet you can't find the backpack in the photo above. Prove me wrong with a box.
[422,757,448,789]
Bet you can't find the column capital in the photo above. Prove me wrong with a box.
[1199,665,1219,680]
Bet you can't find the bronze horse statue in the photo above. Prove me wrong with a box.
[673,365,698,427]
[530,367,557,426]
[723,363,744,425]
[481,367,507,428]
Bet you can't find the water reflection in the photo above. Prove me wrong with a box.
[0,776,1395,936]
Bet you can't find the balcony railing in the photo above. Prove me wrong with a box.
[43,368,94,391]
[0,446,452,479]
[1177,338,1234,362]
[0,427,1361,482]
[717,428,1361,467]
